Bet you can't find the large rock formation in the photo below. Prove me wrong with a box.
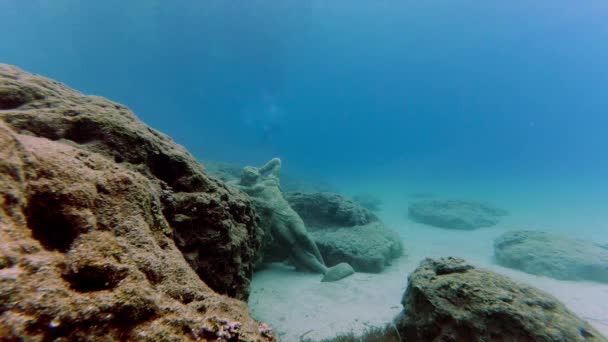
[285,192,403,273]
[395,257,605,342]
[0,65,273,340]
[494,230,608,283]
[408,199,508,230]
[0,64,262,300]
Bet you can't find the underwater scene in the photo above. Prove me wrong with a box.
[1,1,608,341]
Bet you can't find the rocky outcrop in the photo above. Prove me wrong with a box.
[395,257,604,342]
[0,64,262,300]
[285,192,403,273]
[494,230,608,283]
[408,199,508,230]
[0,65,272,340]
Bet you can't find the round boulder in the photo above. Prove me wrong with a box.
[396,257,604,341]
[494,230,608,283]
[312,222,403,273]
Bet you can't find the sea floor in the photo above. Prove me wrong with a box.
[248,178,608,341]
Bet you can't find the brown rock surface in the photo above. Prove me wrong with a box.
[0,64,262,300]
[0,65,272,340]
[396,257,605,342]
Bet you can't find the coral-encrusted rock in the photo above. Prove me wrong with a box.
[494,230,608,283]
[0,64,262,300]
[395,257,605,342]
[0,123,272,341]
[0,64,272,340]
[285,192,403,272]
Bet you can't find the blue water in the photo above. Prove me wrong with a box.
[3,1,608,339]
[2,0,608,182]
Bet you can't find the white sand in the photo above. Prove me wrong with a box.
[248,178,608,341]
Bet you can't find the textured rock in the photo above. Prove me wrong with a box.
[0,64,272,340]
[408,199,507,230]
[0,123,271,341]
[285,192,403,272]
[285,192,377,229]
[0,64,262,300]
[312,223,403,273]
[494,230,608,283]
[396,257,605,342]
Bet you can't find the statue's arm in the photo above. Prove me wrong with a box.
[259,158,281,177]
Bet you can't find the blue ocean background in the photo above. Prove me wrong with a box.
[2,0,608,184]
[3,1,608,339]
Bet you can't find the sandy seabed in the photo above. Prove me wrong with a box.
[248,178,608,341]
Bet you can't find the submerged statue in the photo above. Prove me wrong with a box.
[234,158,354,282]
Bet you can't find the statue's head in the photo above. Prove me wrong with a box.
[240,166,260,186]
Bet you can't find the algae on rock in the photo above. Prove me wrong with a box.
[0,64,272,341]
[395,257,605,341]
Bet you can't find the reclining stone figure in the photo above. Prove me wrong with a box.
[234,158,354,282]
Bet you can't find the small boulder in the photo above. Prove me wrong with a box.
[312,222,403,273]
[396,257,605,341]
[494,230,608,283]
[408,199,507,230]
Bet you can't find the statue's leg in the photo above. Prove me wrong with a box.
[271,216,297,245]
[288,217,326,265]
[292,244,328,274]
[299,234,325,266]
[289,219,355,281]
[271,216,320,272]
